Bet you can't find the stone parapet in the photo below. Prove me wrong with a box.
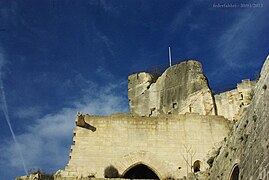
[59,113,231,179]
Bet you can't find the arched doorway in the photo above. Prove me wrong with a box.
[122,164,160,179]
[230,164,239,180]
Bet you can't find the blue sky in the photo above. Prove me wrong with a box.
[0,0,268,179]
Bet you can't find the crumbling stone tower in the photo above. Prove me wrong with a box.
[128,60,216,117]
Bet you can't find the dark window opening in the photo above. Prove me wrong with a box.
[230,164,239,180]
[193,160,201,173]
[123,164,159,179]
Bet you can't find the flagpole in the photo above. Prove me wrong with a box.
[169,47,172,67]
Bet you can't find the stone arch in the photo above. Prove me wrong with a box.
[113,151,171,179]
[122,162,160,179]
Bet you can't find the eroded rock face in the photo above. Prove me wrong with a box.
[128,60,216,116]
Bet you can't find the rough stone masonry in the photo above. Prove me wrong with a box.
[207,55,269,180]
[57,113,230,179]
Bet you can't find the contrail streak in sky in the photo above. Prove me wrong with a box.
[0,73,28,175]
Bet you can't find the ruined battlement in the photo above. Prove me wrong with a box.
[128,60,255,121]
[214,79,257,121]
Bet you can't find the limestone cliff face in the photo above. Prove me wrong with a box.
[128,60,216,117]
[208,55,269,180]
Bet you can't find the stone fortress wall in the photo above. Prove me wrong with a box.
[58,113,230,179]
[17,55,269,180]
[55,60,250,179]
[207,55,269,180]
